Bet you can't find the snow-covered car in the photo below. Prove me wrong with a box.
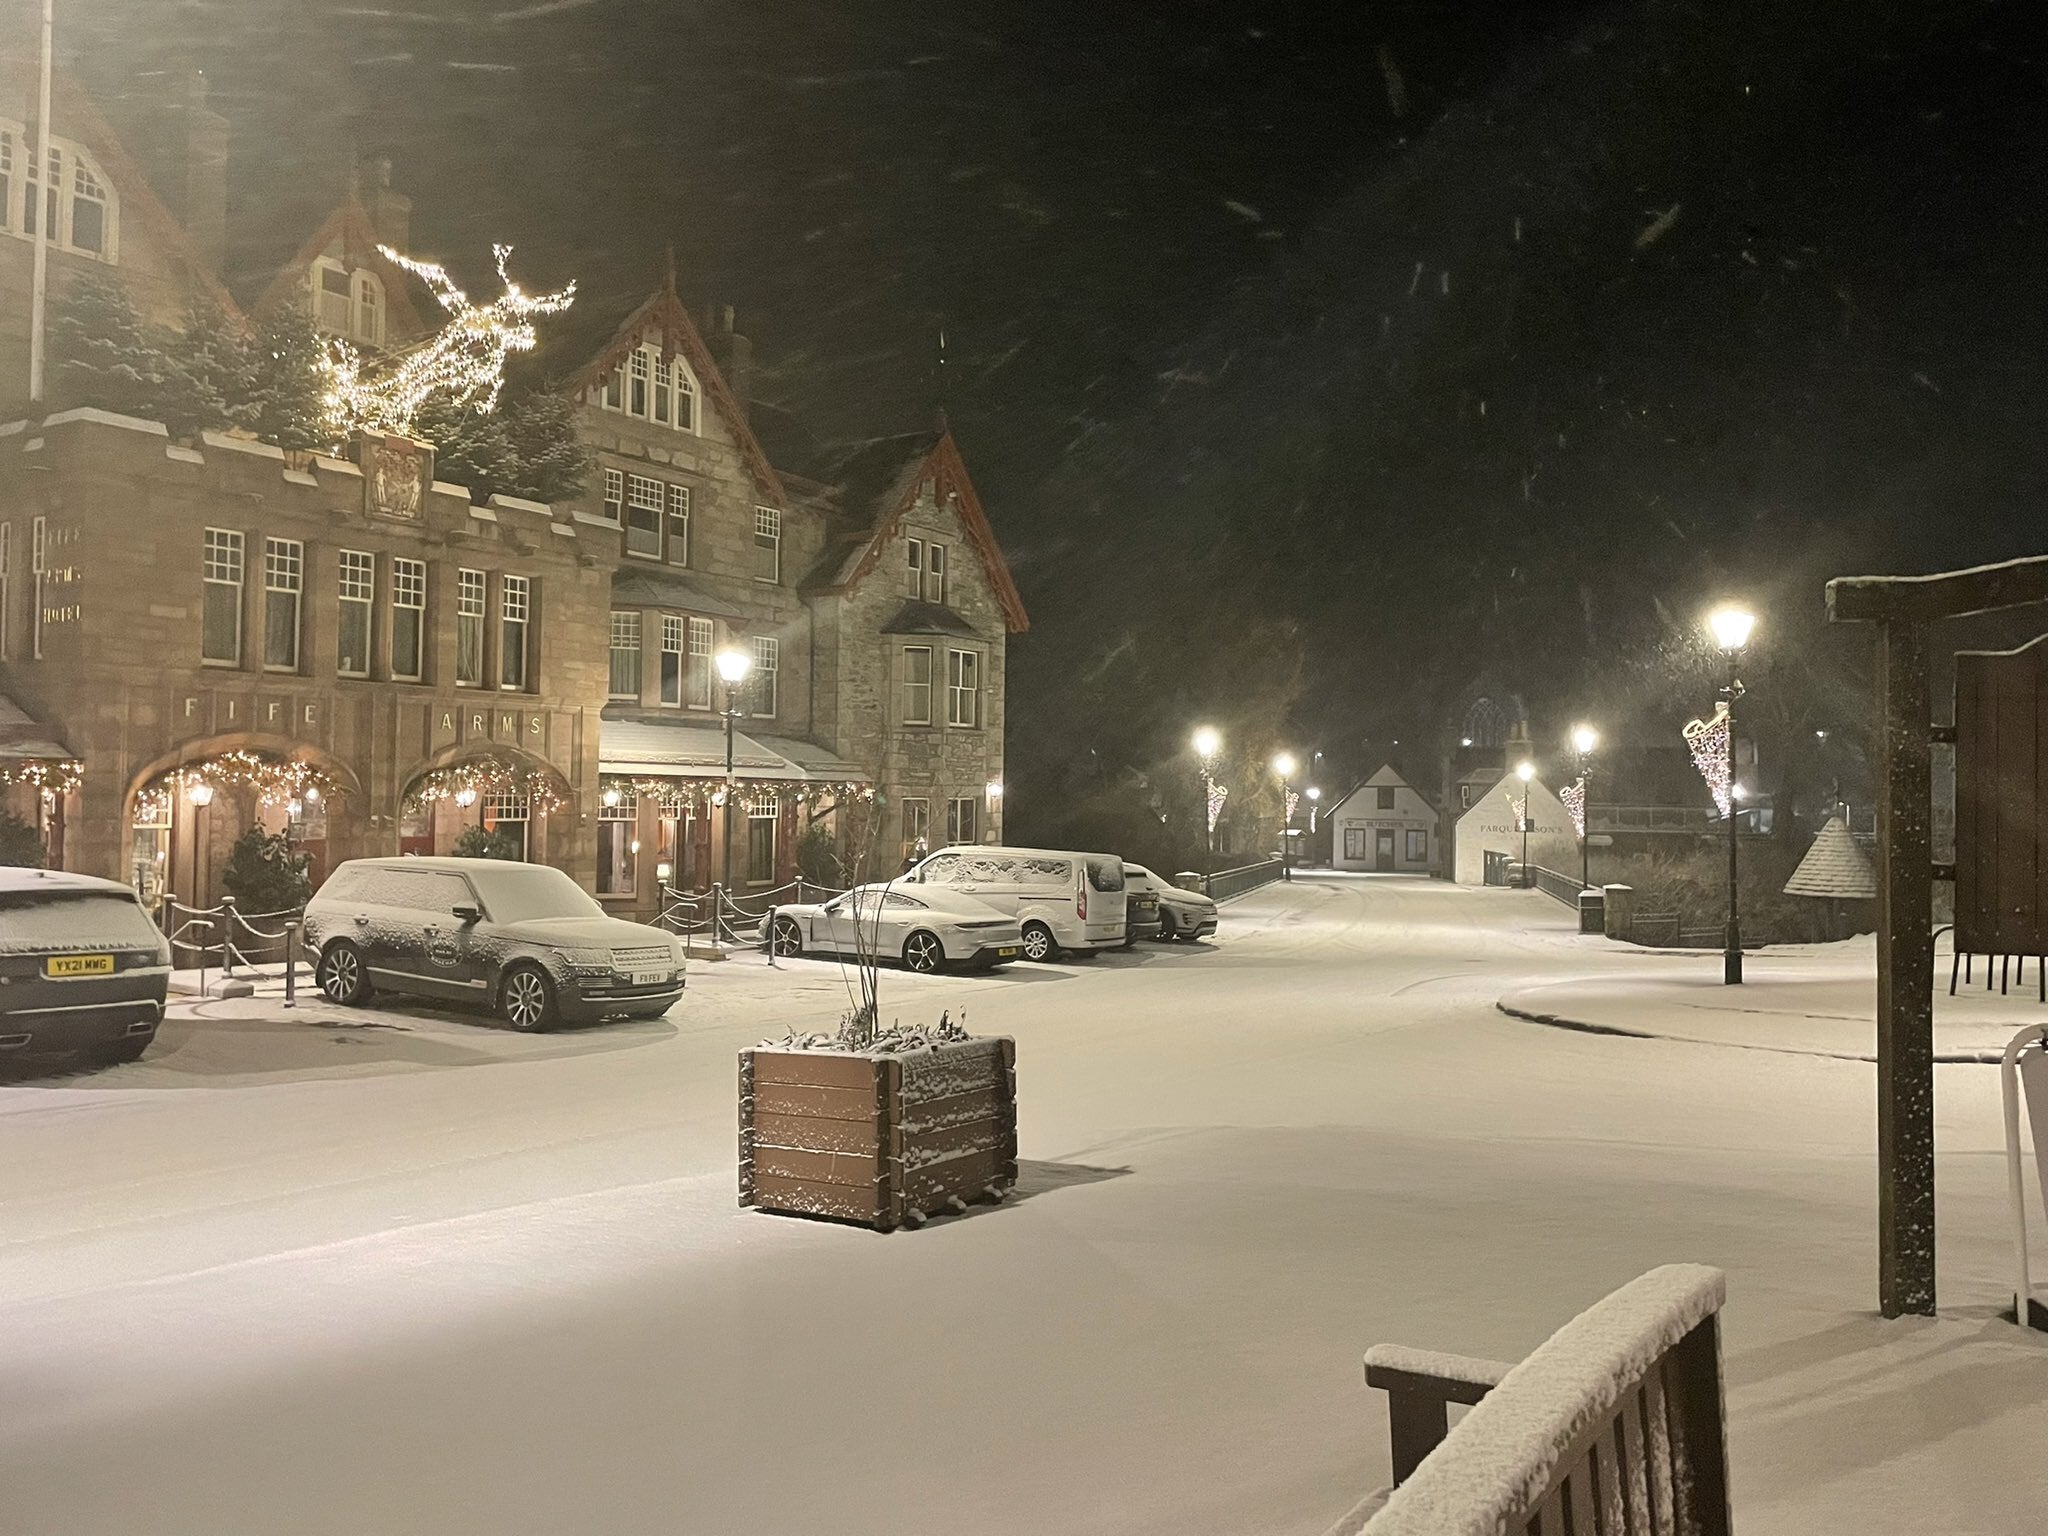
[767,883,1023,973]
[902,846,1128,960]
[0,868,170,1068]
[303,857,685,1031]
[1122,864,1218,942]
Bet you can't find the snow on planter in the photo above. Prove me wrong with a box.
[738,1025,1018,1231]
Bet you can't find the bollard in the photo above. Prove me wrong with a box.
[1577,888,1605,934]
[1602,883,1635,941]
[219,897,238,977]
[284,921,300,1007]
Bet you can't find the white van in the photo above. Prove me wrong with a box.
[903,846,1128,962]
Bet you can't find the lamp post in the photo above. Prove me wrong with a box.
[985,778,1003,842]
[1273,751,1298,882]
[1192,725,1221,873]
[1570,723,1598,892]
[716,647,753,887]
[1515,759,1535,887]
[1708,605,1757,984]
[1305,784,1322,847]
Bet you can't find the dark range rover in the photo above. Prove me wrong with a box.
[0,869,171,1069]
[303,857,686,1031]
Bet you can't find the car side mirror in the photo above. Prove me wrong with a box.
[452,904,482,924]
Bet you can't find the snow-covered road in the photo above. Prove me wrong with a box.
[2,875,2042,1535]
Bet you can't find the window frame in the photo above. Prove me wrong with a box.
[1406,828,1429,862]
[0,520,11,662]
[687,616,713,710]
[753,506,782,584]
[499,574,531,692]
[666,483,690,567]
[902,796,930,857]
[201,527,244,667]
[336,549,374,679]
[744,790,780,884]
[597,787,639,896]
[946,647,980,729]
[947,796,978,846]
[925,542,946,604]
[902,645,933,726]
[752,634,779,718]
[262,536,303,673]
[609,609,643,699]
[456,568,486,687]
[624,473,664,559]
[906,538,924,598]
[389,556,426,682]
[601,466,624,523]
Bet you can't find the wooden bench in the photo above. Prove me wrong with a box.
[1333,1265,1732,1535]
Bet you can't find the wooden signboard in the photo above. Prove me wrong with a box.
[1954,634,2048,958]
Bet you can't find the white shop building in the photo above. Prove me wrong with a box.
[1453,772,1579,885]
[1328,765,1438,873]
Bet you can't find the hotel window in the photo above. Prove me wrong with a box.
[947,796,978,846]
[499,576,530,691]
[390,557,425,681]
[311,258,383,345]
[946,648,980,728]
[609,610,642,698]
[625,474,663,558]
[597,786,638,896]
[901,796,930,857]
[337,550,373,677]
[659,616,685,706]
[201,527,243,665]
[687,617,713,709]
[745,790,779,884]
[902,646,932,726]
[752,635,779,718]
[596,343,697,430]
[924,543,946,604]
[666,483,690,566]
[601,467,623,523]
[753,506,781,583]
[69,157,109,256]
[906,538,923,597]
[263,537,302,672]
[23,144,57,241]
[456,569,486,686]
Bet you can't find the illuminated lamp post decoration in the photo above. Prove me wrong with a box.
[1703,603,1758,984]
[1567,722,1598,891]
[1273,751,1298,883]
[1513,760,1538,887]
[1192,725,1223,874]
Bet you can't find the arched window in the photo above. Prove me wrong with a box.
[311,257,385,346]
[0,126,118,261]
[593,340,698,432]
[1463,697,1511,750]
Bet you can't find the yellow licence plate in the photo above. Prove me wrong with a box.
[45,953,114,978]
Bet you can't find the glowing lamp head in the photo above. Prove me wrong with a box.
[1515,760,1536,783]
[985,779,1004,801]
[1272,751,1298,779]
[715,648,752,686]
[453,788,478,809]
[1571,724,1599,756]
[185,781,215,808]
[601,785,621,808]
[1191,725,1221,761]
[303,785,321,805]
[1306,786,1322,801]
[1708,604,1757,653]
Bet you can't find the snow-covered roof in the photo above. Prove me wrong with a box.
[1783,815,1877,900]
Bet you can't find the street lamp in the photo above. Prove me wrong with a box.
[1192,725,1221,873]
[1570,723,1599,893]
[985,778,1003,841]
[716,647,753,886]
[1273,751,1298,883]
[1515,759,1535,887]
[1305,784,1322,841]
[1707,605,1756,984]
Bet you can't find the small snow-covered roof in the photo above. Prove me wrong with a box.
[1783,815,1877,900]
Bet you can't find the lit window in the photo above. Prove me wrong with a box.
[746,790,779,883]
[456,569,486,686]
[483,788,529,860]
[687,617,713,709]
[666,483,690,566]
[903,646,932,725]
[499,575,530,691]
[609,610,642,698]
[263,537,302,672]
[598,786,638,896]
[337,550,373,677]
[947,648,980,728]
[752,635,779,717]
[625,474,663,558]
[754,507,781,583]
[201,528,243,665]
[312,258,383,344]
[390,557,425,681]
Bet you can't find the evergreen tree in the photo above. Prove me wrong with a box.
[50,272,168,418]
[413,386,590,506]
[412,391,515,502]
[247,303,332,452]
[220,823,313,913]
[0,810,45,868]
[158,293,261,440]
[498,387,592,504]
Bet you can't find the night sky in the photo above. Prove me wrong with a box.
[76,0,2048,842]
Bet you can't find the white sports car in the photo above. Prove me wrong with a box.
[766,883,1025,973]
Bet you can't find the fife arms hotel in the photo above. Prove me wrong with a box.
[0,28,1026,920]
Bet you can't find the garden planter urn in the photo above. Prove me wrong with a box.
[738,1035,1018,1230]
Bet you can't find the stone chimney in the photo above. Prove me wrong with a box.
[701,303,752,423]
[164,67,228,274]
[361,156,411,255]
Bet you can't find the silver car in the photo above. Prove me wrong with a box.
[303,857,685,1031]
[767,883,1023,972]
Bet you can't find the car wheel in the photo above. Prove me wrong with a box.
[317,940,373,1005]
[770,916,805,959]
[1019,921,1056,963]
[902,931,945,973]
[498,964,558,1032]
[92,1038,149,1066]
[1155,909,1177,942]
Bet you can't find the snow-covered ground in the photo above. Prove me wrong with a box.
[2,874,2042,1535]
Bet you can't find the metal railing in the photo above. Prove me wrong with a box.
[1512,864,1587,909]
[656,876,847,949]
[154,895,305,1000]
[1179,857,1284,902]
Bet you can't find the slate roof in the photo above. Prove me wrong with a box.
[1783,816,1878,900]
[0,691,76,762]
[609,566,749,619]
[879,599,982,638]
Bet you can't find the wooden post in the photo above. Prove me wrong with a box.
[1875,620,1936,1316]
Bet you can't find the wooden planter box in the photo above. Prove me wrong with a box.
[739,1037,1018,1231]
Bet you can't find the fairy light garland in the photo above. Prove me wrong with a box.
[407,757,564,816]
[1683,705,1734,818]
[138,752,345,811]
[0,759,83,795]
[323,244,576,440]
[600,775,874,815]
[1559,777,1587,840]
[1205,777,1228,835]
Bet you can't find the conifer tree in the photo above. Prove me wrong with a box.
[247,303,332,452]
[158,293,261,439]
[50,271,167,418]
[499,387,592,504]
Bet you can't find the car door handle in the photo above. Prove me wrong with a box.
[353,914,370,926]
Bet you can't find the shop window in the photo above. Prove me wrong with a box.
[598,787,637,896]
[745,790,779,883]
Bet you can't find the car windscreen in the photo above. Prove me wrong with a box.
[0,891,163,949]
[470,864,606,925]
[1085,857,1125,892]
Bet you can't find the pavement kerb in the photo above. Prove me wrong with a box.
[1494,998,2006,1065]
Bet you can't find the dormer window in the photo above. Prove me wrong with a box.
[311,257,384,346]
[3,125,119,262]
[593,341,697,432]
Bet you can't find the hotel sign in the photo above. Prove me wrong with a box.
[37,521,83,627]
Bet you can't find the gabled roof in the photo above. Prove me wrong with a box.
[880,599,982,638]
[800,428,1028,633]
[252,196,428,336]
[1330,763,1437,816]
[564,280,788,511]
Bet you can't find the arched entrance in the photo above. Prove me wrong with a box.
[399,745,570,864]
[124,736,362,912]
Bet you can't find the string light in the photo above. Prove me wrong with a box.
[0,759,83,795]
[406,757,564,817]
[1205,777,1228,835]
[138,752,346,811]
[323,244,576,439]
[1559,777,1587,839]
[1683,705,1733,818]
[598,774,874,815]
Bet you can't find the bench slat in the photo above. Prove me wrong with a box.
[1618,1386,1651,1535]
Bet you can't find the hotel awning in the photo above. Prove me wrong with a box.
[599,716,865,784]
[0,691,82,790]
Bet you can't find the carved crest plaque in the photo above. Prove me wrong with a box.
[362,433,432,521]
